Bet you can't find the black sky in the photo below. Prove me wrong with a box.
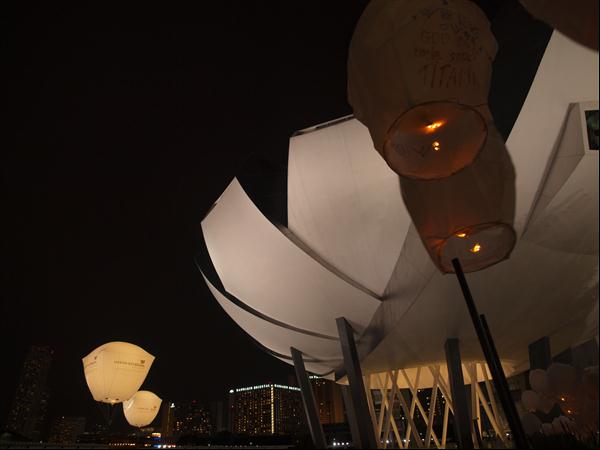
[2,0,551,430]
[2,1,373,428]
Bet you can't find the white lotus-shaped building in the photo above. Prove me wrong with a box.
[196,29,598,449]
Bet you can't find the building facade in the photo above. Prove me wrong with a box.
[310,376,345,425]
[228,384,306,436]
[175,400,212,436]
[6,346,53,440]
[47,416,86,444]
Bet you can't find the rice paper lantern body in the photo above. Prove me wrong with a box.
[123,391,162,428]
[400,125,516,272]
[348,0,498,179]
[82,342,154,404]
[519,0,599,51]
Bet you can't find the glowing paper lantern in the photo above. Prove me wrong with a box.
[348,0,498,180]
[519,0,599,51]
[348,0,516,272]
[399,125,516,272]
[82,342,154,404]
[123,391,162,428]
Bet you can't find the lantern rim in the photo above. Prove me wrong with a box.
[436,222,517,273]
[384,100,490,181]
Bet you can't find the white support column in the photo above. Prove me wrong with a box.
[364,375,380,448]
[381,371,401,449]
[424,368,440,448]
[465,364,509,448]
[396,370,424,449]
[401,369,441,448]
[376,372,390,438]
[441,401,450,449]
[482,363,506,433]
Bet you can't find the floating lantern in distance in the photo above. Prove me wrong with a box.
[348,0,497,180]
[82,342,154,405]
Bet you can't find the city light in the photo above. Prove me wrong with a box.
[231,383,300,393]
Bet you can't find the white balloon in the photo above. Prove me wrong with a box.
[558,415,575,433]
[521,390,540,411]
[551,417,565,434]
[520,412,542,435]
[547,363,577,393]
[529,369,549,393]
[541,422,554,435]
[82,342,154,404]
[123,390,162,428]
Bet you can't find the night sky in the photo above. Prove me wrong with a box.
[2,1,550,430]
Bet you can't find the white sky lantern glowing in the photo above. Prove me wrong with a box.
[82,342,154,404]
[348,0,498,180]
[348,0,516,272]
[400,125,516,272]
[123,391,162,428]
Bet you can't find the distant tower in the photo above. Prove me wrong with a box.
[310,377,345,424]
[228,384,306,436]
[160,401,177,438]
[6,346,53,440]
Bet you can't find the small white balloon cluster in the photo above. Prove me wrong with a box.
[519,362,595,438]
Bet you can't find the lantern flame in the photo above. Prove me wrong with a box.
[456,232,467,238]
[424,121,444,133]
[432,141,441,151]
[470,243,482,253]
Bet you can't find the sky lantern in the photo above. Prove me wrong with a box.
[348,0,498,180]
[519,0,599,51]
[399,125,516,272]
[348,0,516,272]
[123,391,162,428]
[82,342,154,405]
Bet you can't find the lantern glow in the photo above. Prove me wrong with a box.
[425,121,444,133]
[456,232,467,238]
[432,141,441,151]
[470,243,482,253]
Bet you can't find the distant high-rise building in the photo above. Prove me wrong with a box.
[228,384,306,436]
[209,401,226,434]
[174,401,212,437]
[48,416,86,444]
[160,401,177,438]
[310,377,345,425]
[6,346,53,440]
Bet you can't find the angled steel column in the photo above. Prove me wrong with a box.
[336,317,378,449]
[444,338,474,449]
[290,347,326,449]
[452,258,529,449]
[528,336,552,370]
[341,384,362,448]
